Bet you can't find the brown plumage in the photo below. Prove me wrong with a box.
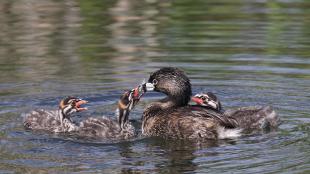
[142,104,237,139]
[141,67,280,139]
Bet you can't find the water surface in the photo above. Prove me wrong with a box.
[0,0,309,173]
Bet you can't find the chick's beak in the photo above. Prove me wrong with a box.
[75,99,88,111]
[191,96,204,105]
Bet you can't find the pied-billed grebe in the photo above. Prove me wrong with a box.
[191,92,222,112]
[76,87,141,139]
[23,96,88,133]
[192,92,280,132]
[141,67,280,139]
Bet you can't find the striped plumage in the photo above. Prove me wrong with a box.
[191,92,222,112]
[23,96,87,133]
[76,88,140,139]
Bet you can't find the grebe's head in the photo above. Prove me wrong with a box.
[118,87,142,129]
[145,67,192,106]
[191,92,222,111]
[59,96,88,116]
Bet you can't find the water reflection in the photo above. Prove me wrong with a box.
[108,0,164,62]
[0,0,84,82]
[142,137,219,173]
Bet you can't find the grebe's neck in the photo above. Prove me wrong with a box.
[58,109,66,127]
[143,96,178,120]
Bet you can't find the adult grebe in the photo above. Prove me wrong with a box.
[23,96,87,133]
[76,87,141,139]
[141,67,280,139]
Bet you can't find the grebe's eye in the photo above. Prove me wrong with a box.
[152,79,158,85]
[201,96,206,100]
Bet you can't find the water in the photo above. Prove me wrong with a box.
[0,0,309,173]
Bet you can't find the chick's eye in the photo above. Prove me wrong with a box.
[152,79,158,85]
[201,96,206,100]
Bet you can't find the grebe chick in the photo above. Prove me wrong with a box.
[192,92,280,132]
[141,67,280,139]
[23,96,87,133]
[77,88,141,139]
[191,92,222,112]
